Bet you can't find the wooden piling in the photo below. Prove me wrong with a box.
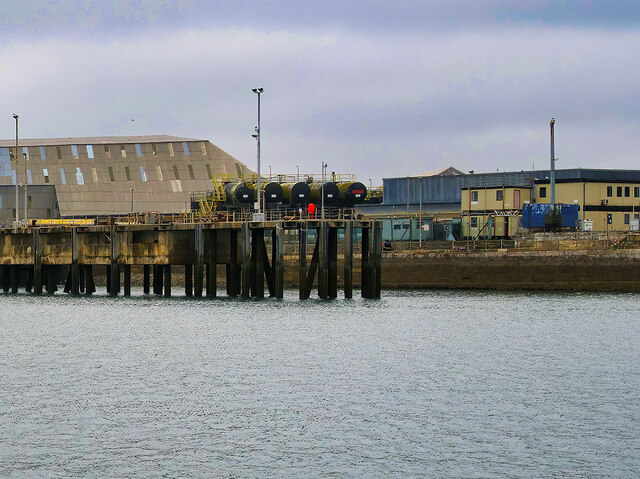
[274,223,284,299]
[343,221,353,299]
[318,223,329,299]
[153,265,163,295]
[123,264,131,296]
[33,230,42,295]
[328,227,338,299]
[163,265,171,297]
[299,225,307,300]
[194,224,204,297]
[185,264,193,297]
[206,230,217,297]
[71,228,79,295]
[241,223,251,298]
[143,265,150,294]
[109,225,119,296]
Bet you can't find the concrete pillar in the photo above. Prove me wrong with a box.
[33,230,42,295]
[206,230,217,297]
[185,264,193,297]
[143,265,150,294]
[328,227,338,299]
[343,221,353,299]
[299,225,307,300]
[194,224,204,297]
[274,223,284,299]
[123,264,131,296]
[241,223,251,298]
[318,222,329,299]
[163,264,171,297]
[71,228,79,295]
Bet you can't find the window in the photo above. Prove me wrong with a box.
[496,190,503,201]
[607,213,613,225]
[152,143,157,156]
[43,168,49,184]
[471,190,478,202]
[393,224,401,230]
[402,224,409,230]
[173,165,180,180]
[607,186,613,197]
[188,164,195,180]
[617,186,622,197]
[140,166,147,182]
[60,168,67,185]
[40,146,46,160]
[635,187,640,198]
[625,186,630,197]
[539,187,547,198]
[156,165,163,181]
[470,217,478,228]
[201,142,207,155]
[22,146,29,159]
[124,166,131,181]
[182,142,190,155]
[168,143,175,157]
[135,143,142,157]
[104,144,111,159]
[76,167,84,185]
[205,164,212,179]
[26,169,32,184]
[56,146,62,159]
[71,145,79,158]
[92,167,98,182]
[624,214,630,225]
[86,145,94,159]
[120,144,127,158]
[108,166,114,182]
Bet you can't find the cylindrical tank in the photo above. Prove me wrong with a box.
[281,182,311,205]
[224,181,254,205]
[338,181,368,206]
[309,182,340,207]
[252,181,283,205]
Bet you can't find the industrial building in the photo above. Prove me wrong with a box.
[0,135,249,225]
[364,167,640,239]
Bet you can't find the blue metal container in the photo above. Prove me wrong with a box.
[521,203,579,229]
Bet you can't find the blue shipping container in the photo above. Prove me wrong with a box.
[521,204,579,229]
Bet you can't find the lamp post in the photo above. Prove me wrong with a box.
[251,87,263,219]
[13,114,19,224]
[321,161,327,220]
[296,165,300,181]
[23,152,28,222]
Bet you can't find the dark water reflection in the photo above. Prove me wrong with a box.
[1,290,638,477]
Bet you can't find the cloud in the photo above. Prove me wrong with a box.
[1,4,640,184]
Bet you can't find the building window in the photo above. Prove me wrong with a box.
[120,144,127,158]
[625,186,630,197]
[173,165,180,180]
[71,145,79,158]
[39,146,46,160]
[201,142,207,155]
[617,186,622,197]
[43,168,49,184]
[92,167,98,182]
[188,164,195,180]
[635,187,640,198]
[182,142,190,155]
[156,165,163,181]
[135,143,143,157]
[607,186,613,197]
[496,190,503,201]
[140,166,147,182]
[108,166,114,182]
[124,166,131,181]
[104,144,111,159]
[26,169,32,184]
[60,168,67,185]
[624,214,630,225]
[539,187,547,198]
[56,146,62,159]
[471,190,479,202]
[607,213,613,225]
[393,224,401,230]
[22,146,29,159]
[76,167,84,185]
[470,217,478,228]
[152,143,157,156]
[168,143,175,157]
[205,164,212,179]
[87,145,94,159]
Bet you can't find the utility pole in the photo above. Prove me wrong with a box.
[13,114,19,225]
[550,118,556,205]
[252,88,264,220]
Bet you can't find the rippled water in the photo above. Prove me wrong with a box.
[1,290,639,478]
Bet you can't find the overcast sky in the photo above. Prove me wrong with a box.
[1,0,639,183]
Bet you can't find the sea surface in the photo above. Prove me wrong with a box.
[0,290,638,478]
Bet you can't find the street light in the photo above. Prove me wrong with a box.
[252,87,263,220]
[296,165,300,181]
[321,161,327,220]
[13,114,19,224]
[23,152,28,222]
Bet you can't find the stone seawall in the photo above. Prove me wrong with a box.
[284,249,640,292]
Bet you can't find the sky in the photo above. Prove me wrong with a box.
[1,0,639,184]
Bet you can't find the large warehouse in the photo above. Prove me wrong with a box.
[0,135,250,225]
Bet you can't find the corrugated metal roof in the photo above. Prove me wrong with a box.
[0,135,202,147]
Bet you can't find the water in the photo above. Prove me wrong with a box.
[1,290,638,478]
